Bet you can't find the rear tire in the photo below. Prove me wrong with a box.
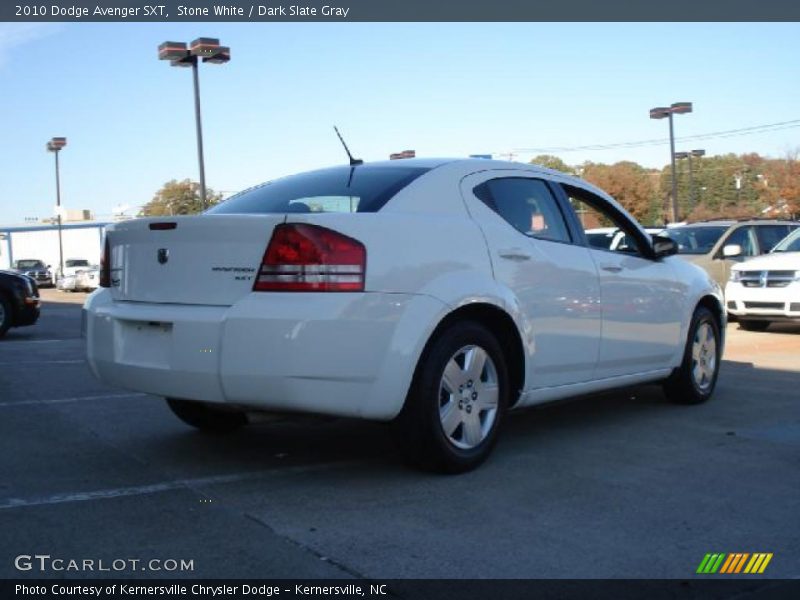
[0,295,11,338]
[166,398,248,433]
[739,320,770,332]
[663,306,721,405]
[393,321,509,473]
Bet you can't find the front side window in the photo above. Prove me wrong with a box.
[561,185,644,256]
[721,226,757,258]
[473,178,571,243]
[206,165,430,215]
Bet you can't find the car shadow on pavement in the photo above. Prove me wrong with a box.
[740,322,800,335]
[141,357,800,478]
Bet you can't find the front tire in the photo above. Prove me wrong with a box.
[393,321,509,473]
[739,320,769,332]
[663,306,721,405]
[166,398,248,433]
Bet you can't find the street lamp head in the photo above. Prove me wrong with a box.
[47,137,67,152]
[691,149,706,157]
[674,151,689,159]
[169,58,194,68]
[189,38,221,57]
[649,107,670,120]
[670,102,693,114]
[203,46,230,64]
[158,41,188,61]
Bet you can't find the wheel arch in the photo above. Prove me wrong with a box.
[409,302,526,409]
[0,288,15,321]
[697,294,724,329]
[699,292,726,352]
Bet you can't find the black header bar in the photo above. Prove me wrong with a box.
[3,1,800,22]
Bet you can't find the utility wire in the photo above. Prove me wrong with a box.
[513,119,800,154]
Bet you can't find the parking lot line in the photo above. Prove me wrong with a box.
[0,461,365,511]
[0,338,82,344]
[0,359,85,366]
[0,392,147,408]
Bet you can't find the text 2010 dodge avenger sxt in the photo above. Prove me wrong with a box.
[85,159,724,472]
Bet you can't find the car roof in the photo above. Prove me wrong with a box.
[383,157,614,196]
[361,157,582,179]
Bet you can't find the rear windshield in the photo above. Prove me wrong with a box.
[206,165,431,215]
[662,226,728,255]
[16,260,44,269]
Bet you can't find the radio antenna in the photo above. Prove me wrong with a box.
[334,126,363,166]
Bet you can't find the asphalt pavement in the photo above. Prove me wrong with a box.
[0,290,798,580]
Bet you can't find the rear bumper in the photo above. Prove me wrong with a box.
[84,289,447,420]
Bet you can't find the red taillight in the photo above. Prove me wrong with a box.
[99,237,110,288]
[254,223,366,292]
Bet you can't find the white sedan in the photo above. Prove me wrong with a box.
[84,159,724,472]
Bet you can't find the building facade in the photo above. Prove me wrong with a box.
[0,222,109,271]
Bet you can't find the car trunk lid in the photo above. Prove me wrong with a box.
[108,215,285,305]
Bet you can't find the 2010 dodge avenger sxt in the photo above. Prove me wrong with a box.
[84,158,724,472]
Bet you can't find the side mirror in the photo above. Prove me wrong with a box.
[722,244,743,258]
[652,235,678,258]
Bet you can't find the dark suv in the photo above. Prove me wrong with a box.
[662,219,800,288]
[0,271,41,338]
[12,259,53,287]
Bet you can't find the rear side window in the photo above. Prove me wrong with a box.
[772,228,800,252]
[206,165,430,215]
[474,177,571,243]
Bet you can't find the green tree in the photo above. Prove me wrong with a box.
[759,151,800,219]
[659,153,769,222]
[139,179,223,216]
[529,155,576,175]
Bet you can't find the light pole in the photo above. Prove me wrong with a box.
[734,172,743,206]
[650,102,693,223]
[158,38,230,209]
[674,149,705,215]
[46,137,67,278]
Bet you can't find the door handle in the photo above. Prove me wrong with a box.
[498,248,532,261]
[600,264,623,273]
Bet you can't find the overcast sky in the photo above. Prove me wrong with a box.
[1,22,799,224]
